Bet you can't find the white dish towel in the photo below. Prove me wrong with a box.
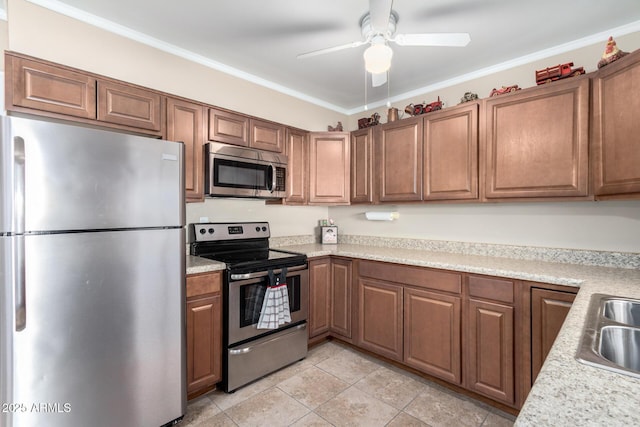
[257,269,291,329]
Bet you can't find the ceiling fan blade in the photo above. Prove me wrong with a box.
[371,71,387,87]
[369,0,393,31]
[297,40,366,59]
[393,33,471,47]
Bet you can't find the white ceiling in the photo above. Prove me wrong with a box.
[28,0,640,114]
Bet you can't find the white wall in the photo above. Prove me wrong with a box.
[4,0,640,253]
[187,199,327,238]
[329,201,640,253]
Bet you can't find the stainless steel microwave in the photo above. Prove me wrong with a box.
[204,142,287,199]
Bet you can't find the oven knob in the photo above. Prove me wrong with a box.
[255,226,260,232]
[199,228,206,235]
[208,228,215,234]
[262,226,267,232]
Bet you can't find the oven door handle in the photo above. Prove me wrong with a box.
[230,264,307,281]
[228,323,307,355]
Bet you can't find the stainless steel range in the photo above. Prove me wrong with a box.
[189,222,308,392]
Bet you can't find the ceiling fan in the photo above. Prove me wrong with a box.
[297,0,471,87]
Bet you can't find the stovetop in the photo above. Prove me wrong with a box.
[189,222,307,273]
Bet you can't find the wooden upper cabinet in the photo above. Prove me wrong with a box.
[592,50,640,198]
[97,80,162,132]
[250,119,284,152]
[484,76,590,200]
[376,117,423,202]
[308,132,350,205]
[423,103,478,201]
[6,53,96,119]
[208,108,249,146]
[350,128,374,204]
[284,128,308,204]
[167,98,205,202]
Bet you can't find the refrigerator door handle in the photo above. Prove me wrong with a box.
[14,235,25,331]
[14,136,26,331]
[13,136,25,233]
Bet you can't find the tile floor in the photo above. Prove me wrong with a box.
[183,340,516,427]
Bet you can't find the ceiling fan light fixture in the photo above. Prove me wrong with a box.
[363,43,393,74]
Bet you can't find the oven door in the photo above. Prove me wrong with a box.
[227,265,308,345]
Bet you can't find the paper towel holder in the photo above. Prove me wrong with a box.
[365,211,399,221]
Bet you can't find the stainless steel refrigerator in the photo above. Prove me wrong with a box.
[0,116,186,427]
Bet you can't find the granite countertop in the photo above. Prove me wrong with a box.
[272,243,640,426]
[186,255,225,275]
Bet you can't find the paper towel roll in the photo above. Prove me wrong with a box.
[365,211,399,221]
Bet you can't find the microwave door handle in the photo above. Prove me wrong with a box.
[268,164,276,193]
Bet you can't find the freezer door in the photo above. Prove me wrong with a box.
[7,229,185,427]
[1,116,184,233]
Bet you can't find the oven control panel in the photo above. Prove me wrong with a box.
[189,222,270,242]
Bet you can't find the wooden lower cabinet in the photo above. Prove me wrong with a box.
[531,287,576,382]
[308,258,331,339]
[404,288,461,384]
[330,258,352,339]
[466,299,515,405]
[357,277,403,361]
[186,271,222,399]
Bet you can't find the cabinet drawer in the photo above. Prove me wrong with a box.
[187,272,222,298]
[359,260,461,294]
[468,275,514,304]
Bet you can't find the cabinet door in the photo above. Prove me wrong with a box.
[592,50,640,197]
[357,278,403,361]
[376,117,423,202]
[309,132,350,204]
[330,259,352,339]
[186,294,222,395]
[208,108,249,146]
[7,54,96,119]
[531,288,575,382]
[404,288,461,384]
[423,103,478,201]
[97,80,162,131]
[167,98,204,202]
[250,118,284,152]
[467,299,515,404]
[350,128,373,204]
[309,259,331,338]
[484,77,590,199]
[284,128,308,204]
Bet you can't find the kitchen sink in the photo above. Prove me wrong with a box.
[599,326,640,372]
[603,299,640,327]
[576,294,640,379]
